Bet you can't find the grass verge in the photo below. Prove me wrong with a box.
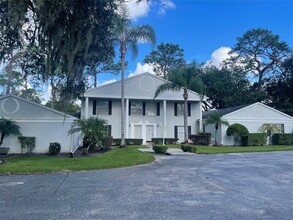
[0,146,155,175]
[156,144,293,154]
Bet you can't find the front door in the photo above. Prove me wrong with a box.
[177,126,184,143]
[146,125,154,141]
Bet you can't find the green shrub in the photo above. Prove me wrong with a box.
[151,138,178,144]
[113,138,143,146]
[242,133,266,146]
[189,133,211,145]
[101,136,113,150]
[153,145,168,154]
[226,123,249,146]
[49,142,61,155]
[272,133,293,145]
[181,145,197,153]
[18,136,36,154]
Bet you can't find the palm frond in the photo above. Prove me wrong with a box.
[154,82,181,98]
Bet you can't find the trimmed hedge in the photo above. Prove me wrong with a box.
[181,145,197,153]
[113,138,143,146]
[151,138,178,145]
[49,142,61,155]
[226,123,249,146]
[272,133,293,145]
[189,133,211,146]
[153,145,168,154]
[242,133,266,146]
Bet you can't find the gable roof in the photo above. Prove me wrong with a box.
[203,104,250,119]
[0,94,77,120]
[84,72,202,101]
[203,102,293,120]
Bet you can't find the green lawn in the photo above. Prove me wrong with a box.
[156,144,293,154]
[0,146,155,175]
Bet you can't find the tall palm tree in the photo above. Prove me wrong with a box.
[68,117,108,154]
[205,112,229,146]
[112,7,156,147]
[0,118,22,146]
[154,62,205,143]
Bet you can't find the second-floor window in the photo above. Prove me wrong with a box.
[129,101,160,116]
[131,102,143,116]
[97,101,109,115]
[146,102,157,116]
[93,100,112,115]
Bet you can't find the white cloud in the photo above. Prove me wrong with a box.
[158,0,176,15]
[206,47,232,68]
[123,0,175,20]
[125,0,150,20]
[128,62,155,77]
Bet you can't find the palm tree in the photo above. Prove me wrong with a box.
[205,112,229,146]
[68,117,108,154]
[154,62,205,143]
[0,118,22,146]
[112,7,156,147]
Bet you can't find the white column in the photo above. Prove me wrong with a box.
[199,100,202,133]
[163,100,167,141]
[126,98,129,138]
[85,97,89,119]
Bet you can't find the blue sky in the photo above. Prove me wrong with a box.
[98,0,293,85]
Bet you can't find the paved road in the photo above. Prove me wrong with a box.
[1,151,293,220]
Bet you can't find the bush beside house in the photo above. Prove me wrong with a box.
[272,133,293,145]
[242,133,267,146]
[189,133,211,145]
[226,123,249,146]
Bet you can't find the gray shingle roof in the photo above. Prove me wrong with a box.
[202,104,250,119]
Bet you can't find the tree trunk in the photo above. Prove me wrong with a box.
[120,44,126,148]
[94,73,97,88]
[183,88,188,143]
[6,52,14,95]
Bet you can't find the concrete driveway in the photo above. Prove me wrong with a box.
[1,151,293,220]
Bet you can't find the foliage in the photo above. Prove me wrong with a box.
[201,66,263,109]
[112,5,156,147]
[242,133,267,146]
[113,138,143,146]
[226,123,249,146]
[228,28,290,91]
[154,61,204,143]
[258,124,282,136]
[0,118,21,146]
[144,42,185,79]
[68,117,108,154]
[0,146,155,174]
[181,145,197,153]
[49,142,61,155]
[101,136,113,151]
[189,134,211,146]
[0,0,117,104]
[18,136,36,154]
[151,138,178,144]
[272,133,293,145]
[45,100,80,113]
[205,112,229,146]
[153,145,168,154]
[267,57,293,116]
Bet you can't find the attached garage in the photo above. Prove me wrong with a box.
[0,94,80,154]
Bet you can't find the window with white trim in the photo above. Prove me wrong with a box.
[177,103,184,116]
[146,102,157,116]
[131,102,143,116]
[97,101,108,115]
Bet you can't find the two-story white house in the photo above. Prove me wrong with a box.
[81,72,203,143]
